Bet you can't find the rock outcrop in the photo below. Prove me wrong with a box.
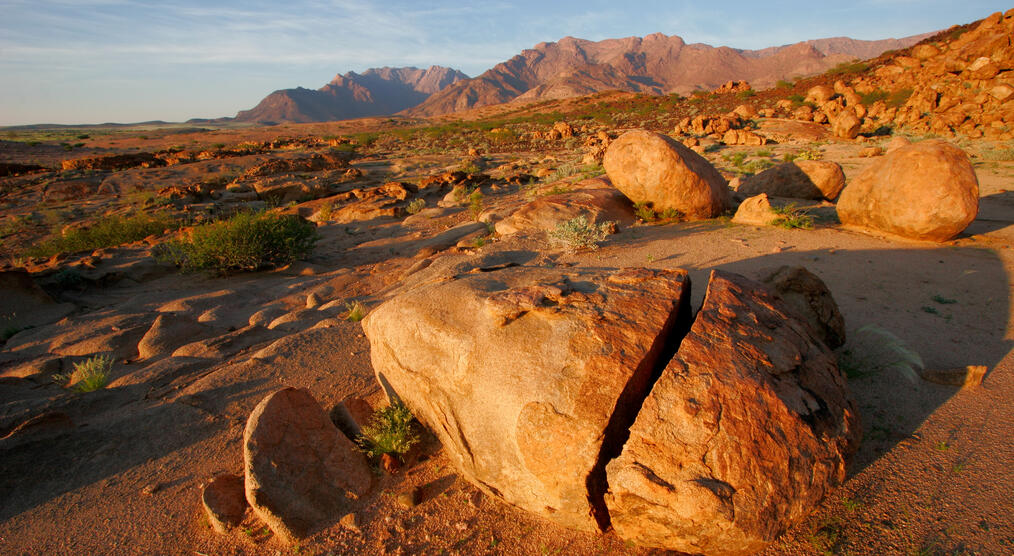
[605,271,860,555]
[836,139,978,241]
[244,387,372,543]
[603,130,731,219]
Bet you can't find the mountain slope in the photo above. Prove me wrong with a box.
[406,33,930,117]
[235,66,468,124]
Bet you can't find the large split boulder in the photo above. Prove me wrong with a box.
[603,130,732,219]
[836,140,979,241]
[605,271,860,555]
[362,257,692,531]
[738,160,846,201]
[244,387,372,543]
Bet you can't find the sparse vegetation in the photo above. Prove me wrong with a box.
[634,202,683,223]
[345,301,367,322]
[549,215,613,250]
[837,324,924,382]
[827,59,869,76]
[981,146,1014,161]
[154,211,317,273]
[55,354,113,392]
[796,149,823,161]
[776,79,794,89]
[357,402,420,460]
[25,212,176,258]
[772,203,814,229]
[406,198,426,214]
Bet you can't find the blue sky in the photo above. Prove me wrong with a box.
[0,1,1008,126]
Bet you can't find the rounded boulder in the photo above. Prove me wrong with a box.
[738,160,846,201]
[603,130,731,219]
[836,140,978,241]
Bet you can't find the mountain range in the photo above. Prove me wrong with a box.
[236,32,931,124]
[235,66,468,124]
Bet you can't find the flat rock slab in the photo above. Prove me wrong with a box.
[244,387,372,543]
[605,271,860,555]
[363,259,692,531]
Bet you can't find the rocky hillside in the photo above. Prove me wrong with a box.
[235,66,468,124]
[405,33,929,117]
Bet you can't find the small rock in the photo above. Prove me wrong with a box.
[306,293,322,309]
[381,453,402,474]
[397,488,421,509]
[202,474,248,534]
[339,512,361,533]
[920,365,987,388]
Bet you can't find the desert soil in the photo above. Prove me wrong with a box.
[1,120,1012,556]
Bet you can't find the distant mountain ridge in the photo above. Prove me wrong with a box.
[406,32,931,117]
[235,31,931,123]
[235,65,468,124]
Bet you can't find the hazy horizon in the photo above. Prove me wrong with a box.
[1,0,1010,127]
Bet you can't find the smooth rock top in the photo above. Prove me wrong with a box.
[605,271,860,555]
[244,387,372,543]
[738,160,846,201]
[363,259,692,532]
[836,139,979,241]
[603,130,731,219]
[495,177,634,236]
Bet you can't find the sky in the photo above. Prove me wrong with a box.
[0,0,1009,126]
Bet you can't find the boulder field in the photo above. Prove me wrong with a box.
[362,252,859,554]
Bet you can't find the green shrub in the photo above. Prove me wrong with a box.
[796,149,823,161]
[55,354,113,392]
[837,324,923,382]
[634,202,683,223]
[345,301,366,322]
[357,403,420,460]
[827,60,868,76]
[468,189,484,220]
[737,89,757,99]
[772,203,814,229]
[776,79,794,89]
[26,213,176,258]
[155,211,317,273]
[549,215,613,250]
[406,198,426,215]
[859,89,889,106]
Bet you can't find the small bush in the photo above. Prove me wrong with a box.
[549,215,613,251]
[406,198,426,214]
[776,79,794,89]
[345,301,366,322]
[796,149,823,161]
[155,211,317,273]
[837,324,923,382]
[859,89,889,106]
[737,89,757,99]
[468,189,484,220]
[26,213,176,258]
[357,403,420,460]
[634,202,683,223]
[827,60,868,76]
[772,203,814,229]
[55,354,113,392]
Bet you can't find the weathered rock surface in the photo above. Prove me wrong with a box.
[202,474,248,534]
[836,140,978,241]
[363,259,692,531]
[731,194,780,227]
[495,177,634,236]
[603,130,731,219]
[738,160,846,201]
[137,313,214,360]
[759,265,846,349]
[605,271,860,555]
[244,387,372,543]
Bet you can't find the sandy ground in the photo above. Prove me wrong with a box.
[1,133,1013,555]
